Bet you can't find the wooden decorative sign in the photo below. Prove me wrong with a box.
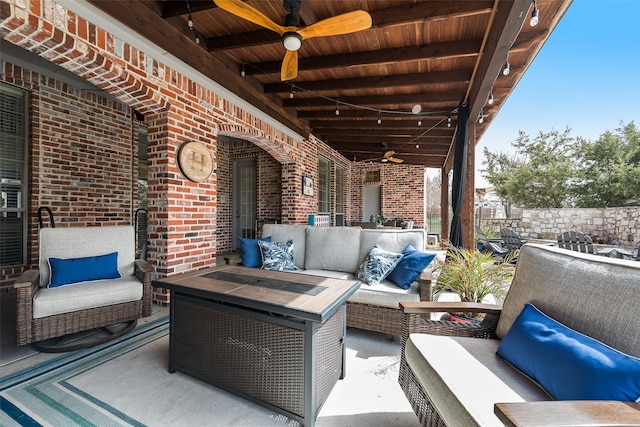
[177,141,213,182]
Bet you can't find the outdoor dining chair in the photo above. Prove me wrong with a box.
[557,230,595,254]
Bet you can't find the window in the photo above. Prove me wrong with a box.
[0,83,28,266]
[365,170,380,183]
[335,166,345,226]
[318,157,330,214]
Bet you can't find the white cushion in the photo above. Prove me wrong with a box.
[347,278,420,308]
[292,269,356,281]
[358,229,425,265]
[262,224,308,269]
[38,226,136,287]
[33,276,143,319]
[405,334,551,427]
[304,226,362,273]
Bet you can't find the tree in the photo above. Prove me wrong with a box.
[482,128,577,208]
[573,121,640,207]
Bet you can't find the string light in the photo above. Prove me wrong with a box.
[186,1,201,45]
[530,0,539,27]
[503,57,510,76]
[488,87,494,105]
[478,109,484,124]
[377,110,382,125]
[240,62,246,77]
[417,117,422,126]
[335,100,340,116]
[289,87,294,98]
[447,115,452,127]
[415,143,420,149]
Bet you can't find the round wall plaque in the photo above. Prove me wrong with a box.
[177,141,213,182]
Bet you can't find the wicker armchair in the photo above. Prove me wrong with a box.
[398,244,640,427]
[14,226,154,347]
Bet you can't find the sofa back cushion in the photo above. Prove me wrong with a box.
[261,224,308,269]
[305,226,362,273]
[39,226,135,288]
[496,243,640,358]
[359,229,426,265]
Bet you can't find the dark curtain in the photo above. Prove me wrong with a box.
[449,103,468,248]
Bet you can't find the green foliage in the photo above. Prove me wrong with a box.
[572,122,640,207]
[482,128,576,208]
[482,121,640,208]
[432,247,514,304]
[369,214,387,224]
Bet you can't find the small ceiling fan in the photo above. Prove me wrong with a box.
[367,150,405,164]
[213,0,372,81]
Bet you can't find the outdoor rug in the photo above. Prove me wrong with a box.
[1,317,418,426]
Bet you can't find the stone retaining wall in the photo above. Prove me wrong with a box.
[481,207,640,247]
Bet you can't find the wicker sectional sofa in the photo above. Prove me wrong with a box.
[399,243,640,427]
[259,224,439,336]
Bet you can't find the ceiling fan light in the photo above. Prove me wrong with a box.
[282,32,302,51]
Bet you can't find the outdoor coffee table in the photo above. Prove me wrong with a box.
[152,265,360,427]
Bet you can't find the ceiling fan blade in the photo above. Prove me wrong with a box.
[383,150,395,159]
[298,10,372,40]
[390,157,404,163]
[281,49,299,81]
[214,0,286,35]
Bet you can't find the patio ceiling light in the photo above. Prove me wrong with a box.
[503,60,510,76]
[488,88,494,105]
[530,0,539,27]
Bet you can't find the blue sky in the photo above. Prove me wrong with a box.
[475,0,640,187]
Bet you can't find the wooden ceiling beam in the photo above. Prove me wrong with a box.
[298,110,450,120]
[201,1,493,50]
[266,70,470,94]
[245,39,481,75]
[286,92,463,108]
[160,1,216,18]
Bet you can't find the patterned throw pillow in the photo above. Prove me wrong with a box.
[356,246,403,286]
[257,239,299,271]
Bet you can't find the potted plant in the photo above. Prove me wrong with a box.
[369,214,388,226]
[432,246,514,309]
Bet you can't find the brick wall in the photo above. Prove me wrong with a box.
[350,162,426,227]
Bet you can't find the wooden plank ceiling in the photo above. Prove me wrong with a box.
[89,0,571,168]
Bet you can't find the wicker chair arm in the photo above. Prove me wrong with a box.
[15,269,40,346]
[400,301,503,340]
[134,259,154,283]
[14,269,39,290]
[135,259,154,317]
[417,270,432,301]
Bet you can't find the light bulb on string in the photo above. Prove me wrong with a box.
[447,116,452,128]
[530,0,539,26]
[289,87,294,99]
[377,110,382,125]
[503,59,510,76]
[488,88,494,105]
[240,62,246,77]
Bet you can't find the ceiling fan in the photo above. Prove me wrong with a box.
[213,0,372,81]
[367,150,405,164]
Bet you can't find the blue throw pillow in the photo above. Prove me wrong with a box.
[356,246,403,286]
[238,236,271,268]
[387,244,437,290]
[48,252,121,288]
[257,239,298,271]
[497,303,640,402]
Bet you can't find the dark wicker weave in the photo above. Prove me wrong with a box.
[14,259,154,346]
[171,294,346,424]
[398,303,502,427]
[346,272,432,336]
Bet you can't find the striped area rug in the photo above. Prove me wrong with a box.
[1,317,419,427]
[0,317,169,427]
